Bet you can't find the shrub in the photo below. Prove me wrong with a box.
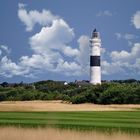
[0,93,6,101]
[71,94,87,104]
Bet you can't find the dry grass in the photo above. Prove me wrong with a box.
[0,127,140,140]
[0,100,140,112]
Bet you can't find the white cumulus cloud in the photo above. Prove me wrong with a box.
[18,3,58,31]
[101,43,140,75]
[111,43,140,62]
[76,35,90,70]
[132,11,140,29]
[101,60,125,75]
[29,19,75,55]
[0,45,11,55]
[0,56,29,78]
[1,4,140,79]
[0,4,91,78]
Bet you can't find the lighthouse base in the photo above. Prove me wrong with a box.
[90,66,101,85]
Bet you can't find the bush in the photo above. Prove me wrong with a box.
[0,93,6,101]
[71,94,87,104]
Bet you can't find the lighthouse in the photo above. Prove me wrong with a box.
[90,29,101,85]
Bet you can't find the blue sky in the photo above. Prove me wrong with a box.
[0,0,140,83]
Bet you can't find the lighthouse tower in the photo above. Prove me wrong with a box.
[90,29,101,85]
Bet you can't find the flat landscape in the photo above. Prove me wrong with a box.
[0,101,140,134]
[0,100,140,111]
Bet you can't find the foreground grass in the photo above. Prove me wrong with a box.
[0,111,140,134]
[1,127,140,140]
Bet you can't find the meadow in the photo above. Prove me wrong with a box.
[0,101,140,140]
[0,111,140,134]
[1,127,140,140]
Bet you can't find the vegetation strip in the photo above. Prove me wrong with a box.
[0,111,140,134]
[0,81,140,104]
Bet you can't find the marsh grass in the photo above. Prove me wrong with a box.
[0,101,140,111]
[0,127,140,140]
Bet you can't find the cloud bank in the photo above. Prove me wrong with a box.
[0,4,89,78]
[0,4,140,79]
[102,43,140,75]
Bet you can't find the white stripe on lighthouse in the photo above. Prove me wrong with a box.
[90,67,101,84]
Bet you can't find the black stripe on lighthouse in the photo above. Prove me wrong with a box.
[90,56,100,66]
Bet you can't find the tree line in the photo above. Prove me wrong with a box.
[0,80,140,104]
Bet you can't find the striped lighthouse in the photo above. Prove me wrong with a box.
[90,29,101,85]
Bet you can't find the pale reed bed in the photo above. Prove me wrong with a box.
[0,100,140,111]
[0,127,140,140]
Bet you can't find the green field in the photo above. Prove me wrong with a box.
[0,111,140,133]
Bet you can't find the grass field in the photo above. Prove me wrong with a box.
[0,111,140,134]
